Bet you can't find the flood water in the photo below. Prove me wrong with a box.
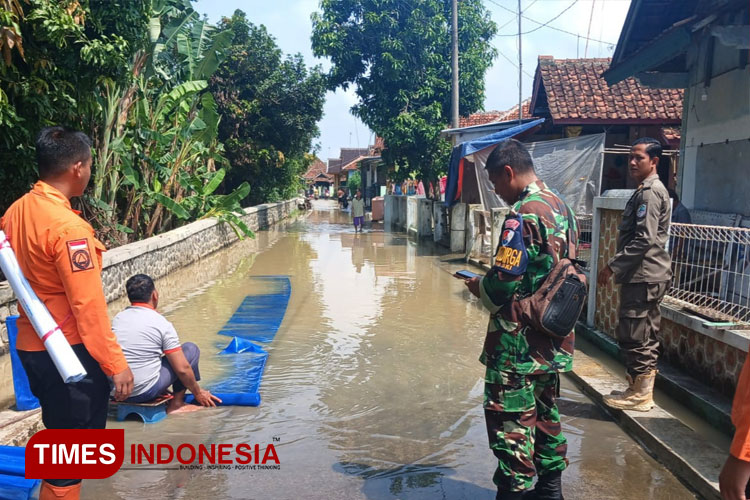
[86,201,694,499]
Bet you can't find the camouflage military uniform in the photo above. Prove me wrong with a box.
[478,180,578,493]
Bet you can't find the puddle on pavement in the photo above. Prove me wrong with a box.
[86,201,695,499]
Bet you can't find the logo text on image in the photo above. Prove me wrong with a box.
[26,429,125,479]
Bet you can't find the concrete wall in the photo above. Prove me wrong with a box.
[0,199,299,409]
[450,203,467,252]
[386,195,435,239]
[679,29,750,215]
[406,197,418,236]
[588,196,749,397]
[385,195,407,231]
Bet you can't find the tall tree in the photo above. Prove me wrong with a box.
[0,0,149,211]
[210,10,327,205]
[312,0,496,188]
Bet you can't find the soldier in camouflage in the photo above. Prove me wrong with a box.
[465,139,578,500]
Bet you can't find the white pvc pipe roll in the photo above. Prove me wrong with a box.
[0,230,87,383]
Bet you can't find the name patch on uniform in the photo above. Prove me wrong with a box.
[493,214,528,276]
[637,203,647,218]
[66,239,93,272]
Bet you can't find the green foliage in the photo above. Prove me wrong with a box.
[210,10,326,206]
[347,171,361,194]
[0,0,149,211]
[1,1,323,246]
[312,0,496,189]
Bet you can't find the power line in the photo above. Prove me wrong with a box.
[498,50,534,78]
[486,0,615,45]
[496,0,537,32]
[496,0,579,36]
[584,0,596,57]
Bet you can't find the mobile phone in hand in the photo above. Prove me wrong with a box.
[454,270,480,280]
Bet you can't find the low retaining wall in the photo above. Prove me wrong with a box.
[0,198,299,409]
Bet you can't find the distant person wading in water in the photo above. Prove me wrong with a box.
[351,189,365,232]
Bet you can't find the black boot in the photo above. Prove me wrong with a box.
[521,471,564,500]
[496,492,523,500]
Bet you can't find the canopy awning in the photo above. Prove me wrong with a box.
[444,118,545,207]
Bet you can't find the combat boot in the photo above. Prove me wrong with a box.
[602,369,656,412]
[521,471,564,500]
[608,374,634,396]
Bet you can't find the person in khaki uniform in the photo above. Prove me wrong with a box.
[597,137,672,412]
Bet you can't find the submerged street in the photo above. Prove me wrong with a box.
[87,202,694,499]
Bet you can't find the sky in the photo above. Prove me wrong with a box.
[193,0,632,164]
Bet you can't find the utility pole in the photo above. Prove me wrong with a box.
[451,0,459,128]
[518,0,523,123]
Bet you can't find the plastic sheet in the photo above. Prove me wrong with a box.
[193,276,290,408]
[471,134,605,214]
[217,276,291,342]
[220,336,267,354]
[0,474,39,500]
[185,392,260,407]
[0,446,26,476]
[0,231,87,383]
[0,446,40,500]
[5,316,40,411]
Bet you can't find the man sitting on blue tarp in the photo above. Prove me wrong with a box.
[113,274,221,413]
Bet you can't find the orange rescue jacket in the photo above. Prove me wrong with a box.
[731,352,750,461]
[1,181,128,376]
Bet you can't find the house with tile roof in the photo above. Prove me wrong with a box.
[529,56,685,191]
[338,139,387,207]
[327,147,370,192]
[302,157,333,191]
[603,0,749,217]
[457,99,532,129]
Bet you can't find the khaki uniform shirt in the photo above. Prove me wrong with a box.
[608,174,672,284]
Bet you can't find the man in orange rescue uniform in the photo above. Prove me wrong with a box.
[1,126,133,500]
[720,351,750,500]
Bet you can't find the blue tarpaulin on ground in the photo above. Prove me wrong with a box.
[217,276,291,342]
[6,316,40,411]
[444,118,545,207]
[188,276,290,407]
[0,446,40,499]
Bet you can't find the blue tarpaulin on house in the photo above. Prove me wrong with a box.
[444,118,545,207]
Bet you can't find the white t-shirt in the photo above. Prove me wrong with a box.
[112,305,181,397]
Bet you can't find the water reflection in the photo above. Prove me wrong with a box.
[84,201,694,499]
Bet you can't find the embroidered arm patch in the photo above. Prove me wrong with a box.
[66,239,94,272]
[493,214,528,276]
[637,203,647,218]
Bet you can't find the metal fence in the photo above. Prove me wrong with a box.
[665,222,750,326]
[576,215,593,270]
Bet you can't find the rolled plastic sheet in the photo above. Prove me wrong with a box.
[0,231,87,383]
[185,392,261,407]
[5,316,40,411]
